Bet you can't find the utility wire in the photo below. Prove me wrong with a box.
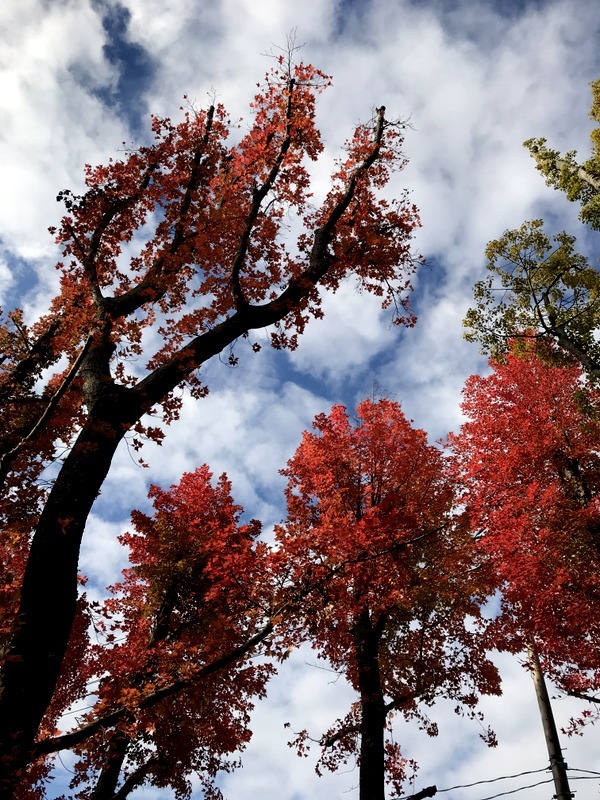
[398,762,600,800]
[435,767,550,792]
[568,767,600,776]
[471,778,554,800]
[396,767,551,799]
[59,703,97,716]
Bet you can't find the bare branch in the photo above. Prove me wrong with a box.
[567,689,600,705]
[0,334,94,487]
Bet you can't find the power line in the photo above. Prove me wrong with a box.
[59,703,97,716]
[568,767,600,776]
[436,767,550,792]
[472,778,554,800]
[397,763,600,800]
[395,768,550,800]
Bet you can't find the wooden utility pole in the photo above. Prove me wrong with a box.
[527,644,574,800]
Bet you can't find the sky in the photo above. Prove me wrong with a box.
[1,0,599,798]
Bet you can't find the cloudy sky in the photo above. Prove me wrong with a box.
[2,0,600,798]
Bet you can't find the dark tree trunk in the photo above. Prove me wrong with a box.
[90,732,131,800]
[354,607,387,800]
[0,389,135,798]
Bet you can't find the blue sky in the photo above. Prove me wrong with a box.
[1,0,599,798]
[92,1,156,132]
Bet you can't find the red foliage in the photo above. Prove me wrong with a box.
[450,343,600,696]
[277,399,500,795]
[35,467,273,800]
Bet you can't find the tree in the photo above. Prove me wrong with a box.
[449,342,600,697]
[463,80,600,378]
[277,399,500,800]
[19,466,272,800]
[0,56,421,793]
[525,78,600,232]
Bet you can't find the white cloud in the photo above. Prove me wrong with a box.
[218,644,358,800]
[78,512,130,593]
[0,0,128,259]
[287,280,400,387]
[134,363,329,525]
[0,250,14,306]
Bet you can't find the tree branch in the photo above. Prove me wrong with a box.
[130,107,394,414]
[80,161,161,312]
[112,757,159,800]
[0,317,63,398]
[229,79,295,310]
[170,105,215,254]
[33,619,274,757]
[0,334,94,487]
[104,108,215,322]
[322,723,360,749]
[383,690,421,715]
[530,147,600,194]
[567,690,600,704]
[550,326,600,381]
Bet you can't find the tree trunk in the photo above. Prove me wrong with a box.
[90,732,131,800]
[0,389,135,798]
[354,607,386,800]
[112,757,158,800]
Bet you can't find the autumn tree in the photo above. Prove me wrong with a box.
[18,466,275,800]
[464,79,600,378]
[0,55,421,793]
[276,399,500,800]
[449,342,600,700]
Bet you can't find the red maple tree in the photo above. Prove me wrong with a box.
[0,55,420,792]
[450,342,600,700]
[20,467,274,800]
[276,399,500,800]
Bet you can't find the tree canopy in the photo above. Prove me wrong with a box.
[35,467,272,800]
[464,80,600,380]
[0,56,420,796]
[450,343,600,699]
[277,399,500,800]
[525,78,600,231]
